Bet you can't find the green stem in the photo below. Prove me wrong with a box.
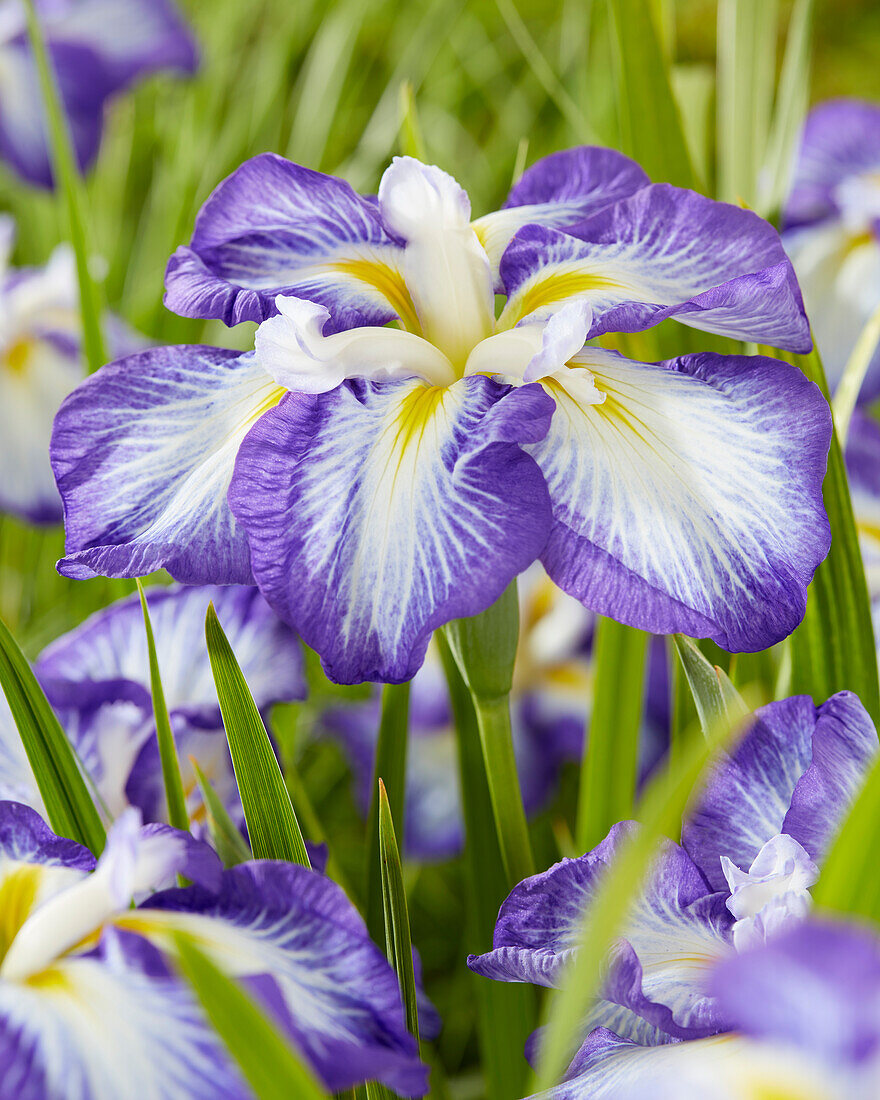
[364,683,410,945]
[438,634,535,1100]
[472,693,535,885]
[576,618,648,853]
[23,0,107,373]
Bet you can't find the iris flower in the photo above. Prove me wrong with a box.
[0,585,304,826]
[0,0,196,187]
[783,99,880,398]
[468,691,878,1094]
[0,215,141,524]
[0,802,427,1096]
[551,921,880,1099]
[53,148,831,683]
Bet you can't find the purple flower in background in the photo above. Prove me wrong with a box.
[846,411,880,644]
[0,0,197,188]
[0,584,304,830]
[0,801,427,1096]
[551,921,880,1099]
[52,147,830,683]
[0,216,141,524]
[468,692,878,1088]
[783,99,880,398]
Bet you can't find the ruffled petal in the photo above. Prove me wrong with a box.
[118,862,429,1095]
[473,147,649,277]
[533,350,831,652]
[499,185,811,351]
[0,929,244,1100]
[164,154,409,328]
[683,693,877,890]
[468,823,732,1038]
[51,346,285,584]
[228,376,555,683]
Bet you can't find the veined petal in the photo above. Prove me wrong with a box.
[784,99,880,229]
[473,147,649,278]
[51,346,285,584]
[0,929,244,1100]
[117,862,429,1095]
[1,812,219,982]
[255,295,456,391]
[378,157,495,368]
[228,375,555,684]
[783,219,880,395]
[534,350,831,652]
[721,835,818,922]
[0,697,41,810]
[498,186,811,351]
[164,153,409,328]
[683,693,877,891]
[468,824,731,1037]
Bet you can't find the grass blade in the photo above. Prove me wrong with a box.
[173,931,328,1100]
[205,604,310,866]
[716,0,779,207]
[0,614,105,854]
[378,779,420,1048]
[768,346,880,726]
[365,682,410,947]
[575,619,648,852]
[22,0,107,372]
[535,706,743,1088]
[607,0,697,188]
[192,759,252,867]
[136,581,189,832]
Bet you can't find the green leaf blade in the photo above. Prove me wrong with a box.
[205,604,310,866]
[0,614,105,854]
[137,581,189,833]
[173,931,329,1100]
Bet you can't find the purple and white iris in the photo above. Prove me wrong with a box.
[783,99,880,397]
[468,691,878,1095]
[0,0,196,188]
[52,147,832,683]
[0,216,143,524]
[0,584,304,828]
[0,802,427,1096]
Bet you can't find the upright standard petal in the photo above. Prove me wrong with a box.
[498,185,811,351]
[473,146,650,276]
[784,99,880,229]
[118,862,429,1096]
[164,153,409,328]
[0,929,245,1100]
[533,350,831,652]
[229,375,555,683]
[683,693,877,890]
[51,345,285,584]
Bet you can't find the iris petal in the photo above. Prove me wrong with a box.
[228,375,555,683]
[533,350,831,652]
[51,345,284,585]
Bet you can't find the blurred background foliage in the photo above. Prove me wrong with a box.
[0,2,878,1091]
